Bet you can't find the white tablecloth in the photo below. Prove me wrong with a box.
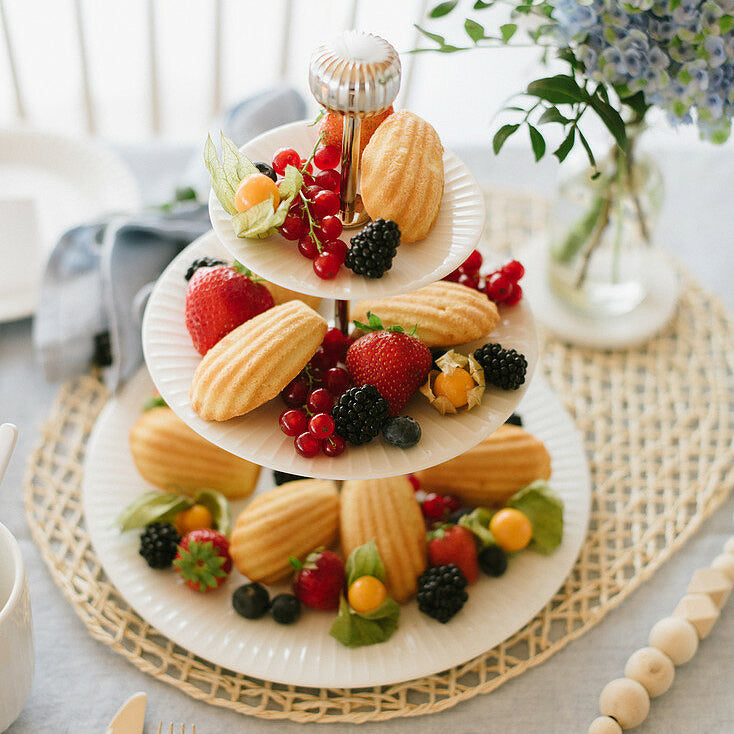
[2,144,732,734]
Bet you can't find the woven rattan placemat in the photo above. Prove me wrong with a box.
[24,192,733,723]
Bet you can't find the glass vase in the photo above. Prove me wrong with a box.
[548,130,663,317]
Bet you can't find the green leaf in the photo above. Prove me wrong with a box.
[429,0,458,17]
[500,23,517,42]
[459,507,496,547]
[507,480,564,554]
[493,123,520,154]
[345,540,386,586]
[528,124,546,161]
[116,492,193,532]
[464,19,485,42]
[526,75,588,104]
[619,89,649,120]
[577,128,597,170]
[554,127,576,162]
[588,96,627,150]
[414,25,448,47]
[474,0,493,7]
[194,489,231,538]
[329,594,400,648]
[537,106,571,125]
[142,395,167,412]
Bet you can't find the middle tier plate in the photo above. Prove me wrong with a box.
[209,120,485,300]
[142,232,538,480]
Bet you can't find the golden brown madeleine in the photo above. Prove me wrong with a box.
[414,425,551,507]
[129,406,260,498]
[340,476,427,603]
[230,479,339,584]
[360,110,444,243]
[190,300,327,421]
[260,278,322,311]
[352,282,500,347]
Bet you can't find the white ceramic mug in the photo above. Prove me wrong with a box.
[0,522,33,731]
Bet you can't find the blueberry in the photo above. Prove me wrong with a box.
[270,593,301,624]
[232,583,270,619]
[382,416,421,449]
[478,545,508,577]
[254,161,277,182]
[505,413,523,427]
[273,470,306,486]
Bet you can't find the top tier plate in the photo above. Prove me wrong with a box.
[208,120,484,300]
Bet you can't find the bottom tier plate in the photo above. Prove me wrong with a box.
[82,366,590,689]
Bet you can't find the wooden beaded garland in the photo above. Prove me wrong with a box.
[588,715,623,734]
[711,553,734,583]
[687,568,733,608]
[673,593,720,639]
[648,616,699,665]
[599,678,650,729]
[624,647,675,698]
[724,537,734,556]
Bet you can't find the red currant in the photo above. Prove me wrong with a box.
[315,169,341,193]
[310,347,337,372]
[303,184,322,202]
[313,145,341,171]
[309,412,335,439]
[323,239,347,265]
[443,495,462,514]
[299,158,314,174]
[322,434,346,457]
[443,268,462,282]
[301,172,316,187]
[408,474,421,492]
[307,387,334,414]
[311,190,340,218]
[458,272,479,290]
[272,148,300,175]
[322,328,349,361]
[461,249,483,274]
[422,493,447,522]
[298,235,319,260]
[313,252,341,279]
[502,260,525,281]
[486,272,515,302]
[324,367,350,396]
[295,432,321,458]
[317,215,343,240]
[504,283,523,306]
[279,409,308,437]
[281,376,307,408]
[280,213,307,241]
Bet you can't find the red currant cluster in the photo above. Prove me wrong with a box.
[408,475,463,524]
[273,144,348,281]
[444,250,525,306]
[278,327,352,458]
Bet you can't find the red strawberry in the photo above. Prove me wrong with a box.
[319,106,394,154]
[173,528,232,593]
[427,525,479,584]
[185,265,274,354]
[346,313,432,416]
[290,549,345,611]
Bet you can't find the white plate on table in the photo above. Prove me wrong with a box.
[142,231,538,481]
[209,120,485,300]
[83,366,590,688]
[0,128,140,322]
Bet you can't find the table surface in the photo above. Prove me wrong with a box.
[2,143,732,734]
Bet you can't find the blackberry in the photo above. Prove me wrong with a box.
[139,522,181,569]
[417,565,468,623]
[473,343,527,391]
[185,256,226,281]
[345,219,400,279]
[332,385,390,445]
[273,470,307,486]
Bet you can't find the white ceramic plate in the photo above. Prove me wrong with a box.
[83,366,590,688]
[0,128,141,322]
[208,120,484,300]
[142,232,538,480]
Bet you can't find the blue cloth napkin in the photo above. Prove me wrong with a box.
[33,87,306,390]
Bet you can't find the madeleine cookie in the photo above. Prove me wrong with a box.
[360,111,444,242]
[414,425,551,506]
[230,479,339,584]
[340,476,427,603]
[191,300,327,421]
[129,406,260,498]
[352,282,499,347]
